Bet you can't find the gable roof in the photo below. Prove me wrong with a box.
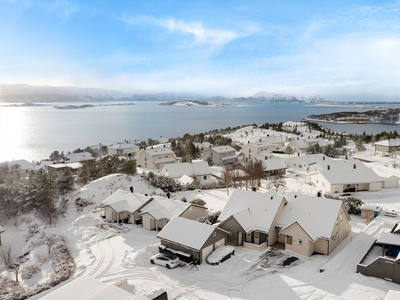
[8,159,34,171]
[39,276,137,300]
[263,157,287,171]
[277,193,346,240]
[162,161,212,178]
[109,143,139,150]
[317,168,384,185]
[218,189,286,233]
[143,148,175,156]
[209,146,236,154]
[157,216,228,251]
[374,139,400,147]
[101,190,151,213]
[65,152,94,163]
[139,196,190,221]
[249,141,272,149]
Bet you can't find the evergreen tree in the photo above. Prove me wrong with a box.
[57,168,75,195]
[119,160,137,175]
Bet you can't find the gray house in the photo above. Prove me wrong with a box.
[201,146,239,166]
[357,229,400,284]
[157,216,230,264]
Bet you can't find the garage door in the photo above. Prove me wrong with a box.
[215,238,225,249]
[201,244,214,263]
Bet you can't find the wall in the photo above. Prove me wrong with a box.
[357,256,400,284]
[218,217,245,246]
[314,239,328,255]
[370,182,383,191]
[282,223,314,257]
[268,200,287,246]
[142,214,156,230]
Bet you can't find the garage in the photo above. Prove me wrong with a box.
[383,176,400,188]
[215,238,225,249]
[201,244,214,263]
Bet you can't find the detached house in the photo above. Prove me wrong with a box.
[65,152,95,163]
[7,159,34,175]
[218,189,287,251]
[136,147,179,170]
[161,161,214,186]
[374,139,400,157]
[276,193,351,256]
[139,196,207,231]
[240,141,274,160]
[108,143,140,157]
[287,138,329,154]
[201,146,239,166]
[157,217,230,264]
[100,190,152,224]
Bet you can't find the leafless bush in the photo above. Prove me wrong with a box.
[0,246,28,282]
[21,264,40,280]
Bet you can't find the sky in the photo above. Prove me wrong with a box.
[1,0,400,101]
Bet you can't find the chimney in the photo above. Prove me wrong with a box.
[297,137,299,140]
[323,156,325,161]
[248,141,250,144]
[346,155,348,160]
[145,193,148,196]
[353,164,356,169]
[252,187,257,192]
[130,186,134,193]
[190,159,192,163]
[164,145,166,148]
[327,165,330,170]
[298,153,300,156]
[260,139,262,142]
[270,196,273,200]
[267,134,269,137]
[294,195,297,198]
[209,145,211,147]
[151,146,153,149]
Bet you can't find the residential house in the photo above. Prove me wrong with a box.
[7,159,34,174]
[357,231,400,284]
[360,204,382,220]
[136,147,179,170]
[33,160,55,171]
[65,152,95,163]
[201,146,239,166]
[262,157,287,176]
[217,189,287,251]
[100,190,152,224]
[260,136,285,149]
[139,196,207,231]
[47,162,82,172]
[108,143,140,157]
[157,216,230,264]
[287,138,329,154]
[0,225,4,245]
[276,193,351,257]
[309,167,384,193]
[161,161,215,186]
[372,169,400,188]
[240,141,274,160]
[374,139,400,156]
[39,276,144,300]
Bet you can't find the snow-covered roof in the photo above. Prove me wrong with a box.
[219,189,286,233]
[39,276,137,300]
[249,141,272,149]
[291,138,328,149]
[376,233,400,247]
[317,168,384,185]
[144,148,175,156]
[8,159,34,171]
[109,143,139,150]
[261,136,285,144]
[277,193,345,240]
[65,152,94,163]
[33,160,55,171]
[178,175,195,185]
[101,190,151,213]
[209,146,236,154]
[154,157,177,164]
[286,154,332,165]
[263,157,287,171]
[139,196,189,221]
[0,225,4,233]
[374,139,400,147]
[386,290,400,300]
[360,204,382,211]
[221,155,238,161]
[48,162,82,170]
[193,142,212,149]
[157,216,227,251]
[162,161,212,178]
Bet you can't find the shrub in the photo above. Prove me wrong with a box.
[21,264,41,280]
[344,197,364,215]
[181,197,187,203]
[198,211,220,225]
[190,199,206,206]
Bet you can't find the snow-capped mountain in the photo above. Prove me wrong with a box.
[248,91,327,103]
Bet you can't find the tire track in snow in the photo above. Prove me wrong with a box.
[87,231,108,277]
[95,238,116,279]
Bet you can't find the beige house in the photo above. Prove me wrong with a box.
[240,141,274,160]
[276,193,351,256]
[161,161,215,186]
[374,139,400,156]
[218,189,287,251]
[136,147,179,170]
[108,143,140,156]
[201,145,239,166]
[139,196,207,231]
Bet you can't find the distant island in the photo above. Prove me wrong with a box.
[159,100,237,107]
[306,108,400,124]
[54,103,135,109]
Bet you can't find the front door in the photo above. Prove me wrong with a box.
[238,232,243,245]
[286,235,293,251]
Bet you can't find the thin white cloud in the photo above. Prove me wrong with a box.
[121,15,238,47]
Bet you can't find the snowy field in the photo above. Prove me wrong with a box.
[2,123,400,299]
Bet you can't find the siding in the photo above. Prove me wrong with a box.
[218,217,245,246]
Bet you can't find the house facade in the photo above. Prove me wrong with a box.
[161,161,214,186]
[240,141,273,160]
[201,146,239,166]
[157,217,230,264]
[287,138,328,154]
[108,143,140,156]
[136,148,179,170]
[374,139,400,156]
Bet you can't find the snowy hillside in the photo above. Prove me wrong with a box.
[248,91,327,103]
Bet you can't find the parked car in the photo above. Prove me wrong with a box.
[150,252,180,269]
[384,210,398,217]
[207,245,235,265]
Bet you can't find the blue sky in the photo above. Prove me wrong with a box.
[1,0,400,100]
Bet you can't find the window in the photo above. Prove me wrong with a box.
[249,149,251,153]
[286,235,292,245]
[316,179,319,184]
[212,232,216,238]
[340,212,343,222]
[145,157,147,161]
[331,233,338,241]
[298,239,303,245]
[299,165,302,168]
[203,175,207,180]
[347,184,351,187]
[165,156,168,158]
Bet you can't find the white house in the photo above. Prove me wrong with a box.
[374,139,400,156]
[100,190,152,224]
[161,161,215,186]
[65,152,95,163]
[372,169,400,188]
[287,138,329,154]
[7,159,34,174]
[136,147,179,170]
[276,193,351,256]
[240,141,274,160]
[309,168,384,193]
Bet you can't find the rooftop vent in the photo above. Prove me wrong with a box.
[353,164,356,169]
[260,139,262,142]
[327,165,330,170]
[294,195,297,198]
[323,156,325,161]
[271,196,273,200]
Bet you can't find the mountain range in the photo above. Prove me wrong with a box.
[0,83,327,103]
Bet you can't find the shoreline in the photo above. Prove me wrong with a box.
[304,117,400,125]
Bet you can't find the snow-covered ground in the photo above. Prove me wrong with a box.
[2,124,400,299]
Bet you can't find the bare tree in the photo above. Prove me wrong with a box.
[0,246,27,282]
[244,160,265,190]
[222,164,233,195]
[34,233,67,254]
[267,175,286,194]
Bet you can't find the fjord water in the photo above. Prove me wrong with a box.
[1,102,400,162]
